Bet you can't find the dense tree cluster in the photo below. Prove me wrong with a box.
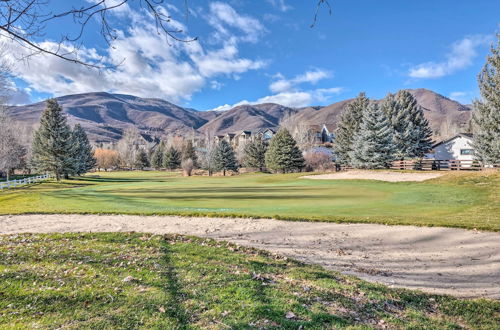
[334,91,433,169]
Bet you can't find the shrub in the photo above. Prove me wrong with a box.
[304,148,334,171]
[182,158,194,176]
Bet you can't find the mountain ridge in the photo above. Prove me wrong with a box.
[9,88,472,143]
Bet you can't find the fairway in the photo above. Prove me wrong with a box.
[0,171,498,231]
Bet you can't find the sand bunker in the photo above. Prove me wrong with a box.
[1,214,498,299]
[302,170,443,182]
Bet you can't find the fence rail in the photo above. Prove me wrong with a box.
[389,159,500,171]
[0,174,51,190]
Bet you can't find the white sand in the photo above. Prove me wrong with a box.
[301,170,443,182]
[1,214,499,299]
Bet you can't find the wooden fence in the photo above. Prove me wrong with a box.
[0,174,51,190]
[390,159,499,171]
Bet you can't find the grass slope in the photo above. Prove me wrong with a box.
[1,233,498,329]
[0,171,499,231]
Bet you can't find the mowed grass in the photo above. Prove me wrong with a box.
[0,170,499,231]
[1,233,498,329]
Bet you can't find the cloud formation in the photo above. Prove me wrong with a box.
[5,3,266,103]
[408,35,492,79]
[209,69,342,110]
[269,69,332,93]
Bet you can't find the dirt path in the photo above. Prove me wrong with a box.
[302,170,443,182]
[1,214,499,299]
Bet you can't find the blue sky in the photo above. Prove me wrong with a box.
[6,0,500,109]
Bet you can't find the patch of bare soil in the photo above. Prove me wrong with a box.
[301,170,443,182]
[1,214,498,299]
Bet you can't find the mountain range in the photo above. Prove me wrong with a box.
[8,88,473,144]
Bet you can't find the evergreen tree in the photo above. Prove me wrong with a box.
[472,34,500,164]
[382,90,433,159]
[244,136,268,171]
[350,103,395,169]
[265,128,305,173]
[70,124,96,176]
[182,140,198,168]
[380,92,408,158]
[213,140,238,176]
[151,141,165,169]
[163,146,181,170]
[334,92,369,165]
[398,90,433,158]
[31,99,74,180]
[134,149,150,170]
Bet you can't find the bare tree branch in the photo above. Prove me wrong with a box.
[0,1,329,68]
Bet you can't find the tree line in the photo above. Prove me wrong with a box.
[95,128,307,176]
[334,90,433,169]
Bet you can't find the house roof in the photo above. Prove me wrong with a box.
[432,133,473,148]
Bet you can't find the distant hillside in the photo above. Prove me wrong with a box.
[198,103,297,135]
[290,88,472,140]
[8,92,210,143]
[10,88,472,143]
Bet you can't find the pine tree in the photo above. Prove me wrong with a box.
[163,146,181,170]
[31,99,74,180]
[381,92,408,159]
[134,149,150,170]
[334,92,369,165]
[182,140,198,168]
[382,90,433,159]
[397,90,433,158]
[472,34,500,164]
[213,140,238,176]
[265,128,305,173]
[244,136,268,171]
[70,124,96,176]
[151,141,165,169]
[350,103,395,169]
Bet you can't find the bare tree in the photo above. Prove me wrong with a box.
[0,53,25,179]
[116,127,142,168]
[0,0,195,68]
[279,112,316,150]
[0,108,25,180]
[0,1,330,67]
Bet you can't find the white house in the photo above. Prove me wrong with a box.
[426,133,475,160]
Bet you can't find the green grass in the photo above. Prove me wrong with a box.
[1,170,499,231]
[1,233,498,329]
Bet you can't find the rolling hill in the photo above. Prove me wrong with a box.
[9,88,472,143]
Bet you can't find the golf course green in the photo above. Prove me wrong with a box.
[1,170,498,231]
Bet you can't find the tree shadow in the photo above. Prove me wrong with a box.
[159,240,191,327]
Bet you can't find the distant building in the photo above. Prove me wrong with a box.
[214,128,276,146]
[310,124,335,143]
[426,133,474,160]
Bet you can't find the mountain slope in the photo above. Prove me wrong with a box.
[292,89,472,140]
[198,103,297,135]
[8,92,210,143]
[9,89,472,143]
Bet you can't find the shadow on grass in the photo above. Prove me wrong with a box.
[160,241,191,327]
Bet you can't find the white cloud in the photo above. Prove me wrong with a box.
[4,82,32,105]
[5,3,267,103]
[208,2,266,43]
[409,35,492,79]
[269,69,332,93]
[267,0,292,12]
[209,86,343,110]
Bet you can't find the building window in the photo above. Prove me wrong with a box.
[460,149,474,155]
